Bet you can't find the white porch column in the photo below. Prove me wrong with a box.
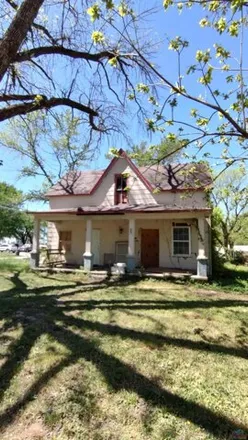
[196,217,208,279]
[83,218,93,270]
[30,217,40,268]
[127,218,136,271]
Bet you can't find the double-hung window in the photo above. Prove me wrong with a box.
[115,174,128,204]
[172,224,191,256]
[115,241,128,263]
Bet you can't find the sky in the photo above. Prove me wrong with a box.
[0,0,247,210]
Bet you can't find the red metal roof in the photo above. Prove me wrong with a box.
[46,150,212,197]
[30,204,212,216]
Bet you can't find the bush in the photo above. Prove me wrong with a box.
[230,250,247,265]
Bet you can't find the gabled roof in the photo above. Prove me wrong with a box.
[46,149,212,197]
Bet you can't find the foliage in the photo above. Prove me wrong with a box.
[126,137,186,166]
[134,0,248,168]
[1,0,248,169]
[0,110,96,199]
[209,262,248,293]
[230,250,247,265]
[0,182,33,242]
[212,167,248,253]
[232,214,248,245]
[0,0,156,139]
[210,207,226,275]
[0,182,22,239]
[13,212,34,245]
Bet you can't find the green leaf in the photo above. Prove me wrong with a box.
[137,83,150,93]
[87,5,101,22]
[91,31,105,44]
[163,0,173,9]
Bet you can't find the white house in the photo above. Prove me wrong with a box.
[30,150,212,279]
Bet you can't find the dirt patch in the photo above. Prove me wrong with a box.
[195,288,248,301]
[3,420,49,440]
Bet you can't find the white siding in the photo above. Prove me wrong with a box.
[46,216,211,272]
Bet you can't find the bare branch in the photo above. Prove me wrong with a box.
[0,97,102,132]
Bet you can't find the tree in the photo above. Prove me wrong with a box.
[232,214,248,245]
[13,212,34,244]
[0,0,155,136]
[0,110,97,199]
[0,181,22,239]
[0,182,33,242]
[129,0,248,168]
[126,137,186,166]
[1,1,248,169]
[212,167,248,255]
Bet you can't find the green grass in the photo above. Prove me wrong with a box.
[0,254,30,273]
[0,258,247,439]
[210,263,248,293]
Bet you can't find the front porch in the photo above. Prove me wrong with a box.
[33,265,195,281]
[30,212,211,280]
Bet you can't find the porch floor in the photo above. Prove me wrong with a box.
[34,265,197,280]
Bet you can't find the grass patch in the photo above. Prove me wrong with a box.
[210,263,248,293]
[0,254,30,273]
[0,257,247,439]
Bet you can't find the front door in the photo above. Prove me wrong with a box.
[92,229,100,266]
[141,229,159,268]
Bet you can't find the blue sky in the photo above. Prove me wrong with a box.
[0,0,246,210]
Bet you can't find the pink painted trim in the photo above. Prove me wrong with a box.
[47,149,155,197]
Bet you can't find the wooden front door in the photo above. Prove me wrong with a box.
[141,229,159,268]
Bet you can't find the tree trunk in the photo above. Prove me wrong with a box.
[0,0,44,83]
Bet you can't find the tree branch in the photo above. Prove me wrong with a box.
[15,46,121,64]
[0,97,102,131]
[0,0,44,82]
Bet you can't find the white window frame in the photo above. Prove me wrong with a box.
[115,241,128,263]
[172,225,191,257]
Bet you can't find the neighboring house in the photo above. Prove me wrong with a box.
[31,150,212,279]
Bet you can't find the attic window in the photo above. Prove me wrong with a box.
[115,174,128,204]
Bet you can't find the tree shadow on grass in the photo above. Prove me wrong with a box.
[59,296,248,312]
[0,272,247,438]
[0,323,246,438]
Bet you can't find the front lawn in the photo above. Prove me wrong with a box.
[0,261,247,439]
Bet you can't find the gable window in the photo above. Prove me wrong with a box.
[172,225,191,256]
[59,231,72,252]
[115,174,128,204]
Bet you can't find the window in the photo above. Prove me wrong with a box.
[115,174,128,204]
[172,225,190,256]
[115,241,128,263]
[59,231,72,252]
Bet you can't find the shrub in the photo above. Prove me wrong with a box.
[230,250,247,265]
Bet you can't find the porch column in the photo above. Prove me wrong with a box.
[30,217,40,268]
[127,218,136,271]
[196,217,208,278]
[83,218,93,270]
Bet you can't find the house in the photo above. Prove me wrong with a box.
[30,149,212,279]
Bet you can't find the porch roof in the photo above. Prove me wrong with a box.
[30,204,212,217]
